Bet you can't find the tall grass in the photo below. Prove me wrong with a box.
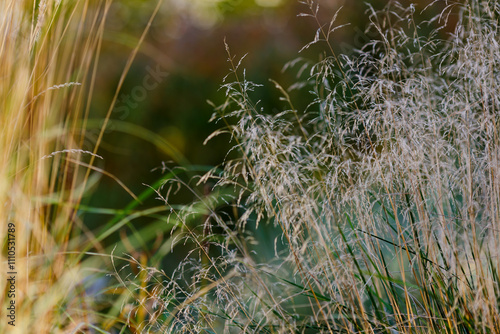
[0,0,114,332]
[0,0,164,332]
[120,0,500,333]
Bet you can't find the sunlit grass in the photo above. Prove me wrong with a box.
[6,0,498,333]
[0,0,112,331]
[0,0,165,332]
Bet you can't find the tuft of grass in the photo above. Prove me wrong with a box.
[120,0,500,333]
[0,0,165,332]
[0,0,114,331]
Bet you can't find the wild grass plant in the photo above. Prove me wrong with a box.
[0,0,167,332]
[0,1,111,331]
[119,0,500,333]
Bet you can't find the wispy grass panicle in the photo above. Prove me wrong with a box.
[116,1,500,333]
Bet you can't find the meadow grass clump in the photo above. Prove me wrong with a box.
[0,0,166,332]
[0,1,118,332]
[119,0,500,333]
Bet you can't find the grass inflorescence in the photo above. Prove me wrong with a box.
[119,0,500,333]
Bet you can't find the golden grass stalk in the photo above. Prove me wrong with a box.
[0,0,113,332]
